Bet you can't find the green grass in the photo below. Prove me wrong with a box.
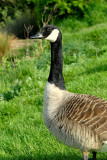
[0,17,107,160]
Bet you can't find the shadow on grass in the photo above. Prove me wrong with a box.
[85,64,107,75]
[75,64,107,78]
[0,152,107,160]
[0,153,81,160]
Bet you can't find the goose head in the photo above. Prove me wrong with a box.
[30,25,61,43]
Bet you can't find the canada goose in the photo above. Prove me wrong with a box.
[30,25,107,160]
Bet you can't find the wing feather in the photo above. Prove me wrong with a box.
[61,94,107,141]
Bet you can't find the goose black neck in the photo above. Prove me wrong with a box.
[48,34,65,90]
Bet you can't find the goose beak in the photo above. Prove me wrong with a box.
[30,31,43,39]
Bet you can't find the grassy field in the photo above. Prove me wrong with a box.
[0,18,107,160]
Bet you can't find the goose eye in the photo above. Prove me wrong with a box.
[47,28,50,32]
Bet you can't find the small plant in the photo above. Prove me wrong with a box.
[41,4,57,26]
[0,32,14,62]
[24,24,33,57]
[0,84,21,101]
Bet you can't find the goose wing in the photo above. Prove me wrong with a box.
[61,94,107,141]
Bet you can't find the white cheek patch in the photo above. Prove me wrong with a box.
[45,29,59,42]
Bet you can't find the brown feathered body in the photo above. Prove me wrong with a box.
[43,82,107,152]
